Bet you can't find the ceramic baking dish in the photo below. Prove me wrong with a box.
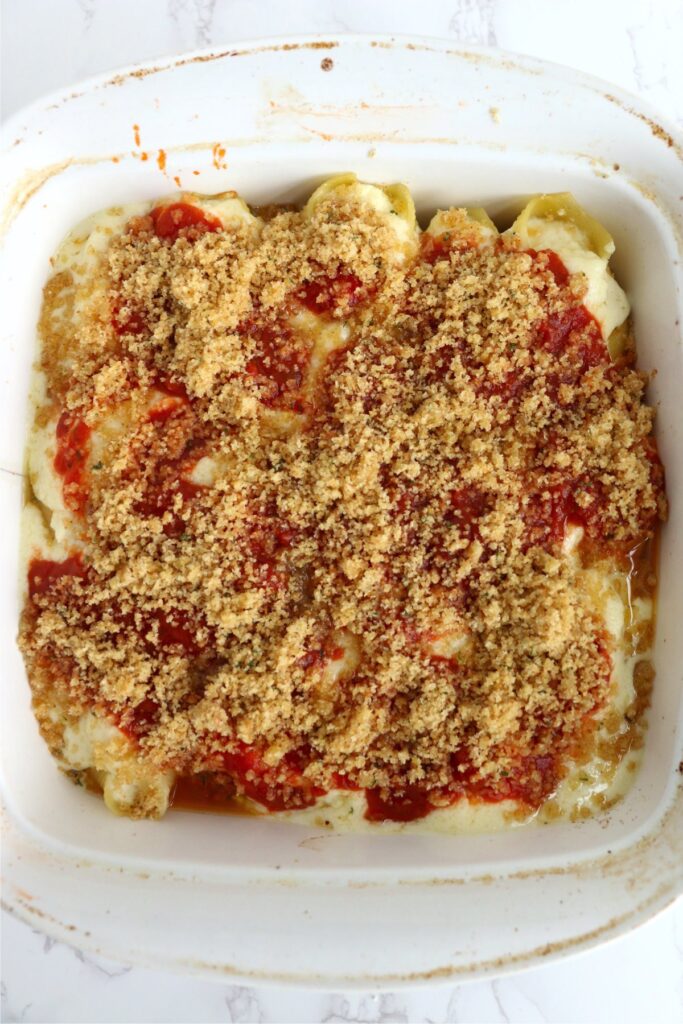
[1,35,682,988]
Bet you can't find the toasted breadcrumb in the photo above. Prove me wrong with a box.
[20,188,666,817]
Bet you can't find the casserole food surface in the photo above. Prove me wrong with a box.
[20,175,666,830]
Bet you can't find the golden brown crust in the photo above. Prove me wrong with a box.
[20,190,666,815]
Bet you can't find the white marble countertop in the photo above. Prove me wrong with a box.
[2,1,682,1021]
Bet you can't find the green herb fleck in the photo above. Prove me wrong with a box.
[92,461,103,471]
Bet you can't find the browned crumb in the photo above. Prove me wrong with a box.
[20,189,666,814]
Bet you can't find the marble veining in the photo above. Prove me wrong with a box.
[448,0,498,46]
[168,0,220,49]
[1,1,682,1021]
[3,900,683,1023]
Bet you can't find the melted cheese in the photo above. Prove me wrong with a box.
[509,194,629,340]
[62,712,175,818]
[306,174,419,255]
[275,787,523,834]
[190,191,261,231]
[427,208,498,243]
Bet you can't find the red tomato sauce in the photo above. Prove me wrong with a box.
[523,477,615,551]
[134,478,204,536]
[298,638,346,671]
[241,321,309,412]
[363,761,559,823]
[132,402,206,536]
[244,529,290,594]
[458,757,557,805]
[362,706,610,821]
[536,304,605,365]
[169,749,564,822]
[114,614,211,741]
[54,412,91,514]
[419,233,450,263]
[297,272,366,315]
[119,606,206,660]
[149,608,204,655]
[27,558,207,747]
[117,697,161,741]
[331,772,361,791]
[27,554,87,599]
[166,736,572,822]
[446,487,490,542]
[214,744,324,812]
[527,247,571,286]
[171,773,243,813]
[365,786,434,822]
[479,368,527,404]
[150,202,221,241]
[426,335,527,408]
[111,299,148,337]
[172,744,327,814]
[151,376,190,400]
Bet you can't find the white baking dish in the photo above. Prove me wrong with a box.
[1,35,682,987]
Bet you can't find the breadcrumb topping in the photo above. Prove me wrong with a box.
[20,188,666,818]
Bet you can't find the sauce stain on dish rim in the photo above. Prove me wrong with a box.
[2,139,671,243]
[5,865,682,986]
[3,780,681,984]
[6,36,681,166]
[4,41,681,233]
